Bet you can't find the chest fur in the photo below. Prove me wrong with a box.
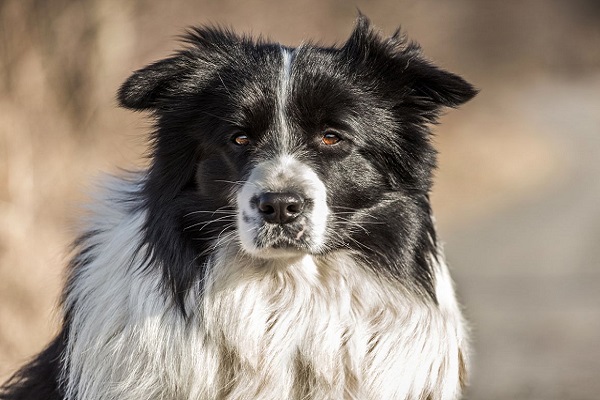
[65,243,466,400]
[194,252,466,399]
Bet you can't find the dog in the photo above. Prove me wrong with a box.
[1,15,476,400]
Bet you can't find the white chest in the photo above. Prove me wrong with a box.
[65,242,467,400]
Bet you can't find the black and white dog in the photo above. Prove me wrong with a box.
[1,16,476,400]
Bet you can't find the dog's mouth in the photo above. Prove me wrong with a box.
[260,237,308,252]
[235,156,329,259]
[237,199,329,258]
[242,216,315,256]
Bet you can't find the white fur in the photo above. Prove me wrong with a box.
[237,154,329,257]
[63,176,468,400]
[277,47,294,153]
[62,178,210,399]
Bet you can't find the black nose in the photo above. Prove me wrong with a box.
[257,192,305,224]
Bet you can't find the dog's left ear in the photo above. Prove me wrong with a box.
[343,15,477,110]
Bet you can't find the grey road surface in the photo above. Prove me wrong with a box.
[442,77,600,400]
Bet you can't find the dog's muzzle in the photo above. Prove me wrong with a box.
[237,156,328,257]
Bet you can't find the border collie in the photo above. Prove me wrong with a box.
[1,15,476,400]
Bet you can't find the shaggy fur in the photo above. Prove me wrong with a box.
[1,15,476,400]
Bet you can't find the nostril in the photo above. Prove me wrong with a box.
[286,203,301,214]
[259,202,275,215]
[257,192,305,224]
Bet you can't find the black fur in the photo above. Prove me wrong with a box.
[0,329,66,400]
[1,15,475,398]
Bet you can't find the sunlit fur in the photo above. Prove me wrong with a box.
[1,15,476,400]
[62,178,468,400]
[237,155,329,257]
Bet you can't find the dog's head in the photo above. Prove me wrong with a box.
[118,16,476,302]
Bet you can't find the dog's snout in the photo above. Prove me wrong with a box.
[257,192,305,224]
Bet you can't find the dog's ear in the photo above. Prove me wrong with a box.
[343,15,477,110]
[118,56,191,111]
[118,26,241,111]
[395,46,478,109]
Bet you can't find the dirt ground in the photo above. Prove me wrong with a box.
[1,1,599,398]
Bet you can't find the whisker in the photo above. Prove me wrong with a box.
[329,208,381,220]
[333,217,370,234]
[193,231,237,258]
[215,226,236,244]
[324,225,377,254]
[190,221,237,237]
[212,179,256,188]
[183,207,236,218]
[344,235,376,254]
[199,110,238,125]
[217,72,232,96]
[183,215,236,232]
[331,212,386,225]
[330,205,361,211]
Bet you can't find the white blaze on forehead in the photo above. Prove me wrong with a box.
[236,155,329,255]
[280,47,293,98]
[277,47,294,154]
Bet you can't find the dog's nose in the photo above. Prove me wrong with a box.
[257,192,305,224]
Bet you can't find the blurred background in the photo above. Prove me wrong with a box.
[1,0,599,398]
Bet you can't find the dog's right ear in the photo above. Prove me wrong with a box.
[117,56,190,111]
[118,26,241,111]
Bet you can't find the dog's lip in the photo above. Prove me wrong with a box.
[251,235,312,257]
[243,239,310,260]
[269,238,306,249]
[239,213,319,256]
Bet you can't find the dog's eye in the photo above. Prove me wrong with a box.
[321,131,342,146]
[232,134,250,146]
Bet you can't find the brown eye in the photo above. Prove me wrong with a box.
[233,134,250,146]
[322,131,342,146]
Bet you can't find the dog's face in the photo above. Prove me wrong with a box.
[118,17,475,298]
